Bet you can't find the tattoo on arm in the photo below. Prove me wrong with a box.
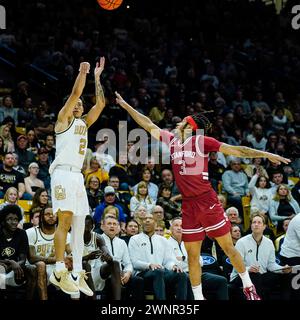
[95,79,105,104]
[238,146,266,158]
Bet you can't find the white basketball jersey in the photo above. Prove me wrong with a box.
[49,117,88,174]
[83,232,99,267]
[26,227,70,258]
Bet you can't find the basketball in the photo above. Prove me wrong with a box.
[97,0,123,11]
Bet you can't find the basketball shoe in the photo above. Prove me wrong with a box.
[71,270,94,296]
[49,269,79,295]
[243,285,261,300]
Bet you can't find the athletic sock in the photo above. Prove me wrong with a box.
[239,270,253,288]
[192,284,204,300]
[55,261,66,272]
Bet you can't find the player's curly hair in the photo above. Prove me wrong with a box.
[190,113,212,135]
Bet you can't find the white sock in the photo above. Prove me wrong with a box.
[70,216,85,274]
[192,284,204,300]
[55,261,66,272]
[239,270,253,288]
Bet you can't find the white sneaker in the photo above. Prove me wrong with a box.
[72,271,94,297]
[49,269,79,295]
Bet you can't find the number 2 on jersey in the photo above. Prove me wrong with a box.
[78,138,87,155]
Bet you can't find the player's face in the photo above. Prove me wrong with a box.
[73,99,84,118]
[5,213,19,232]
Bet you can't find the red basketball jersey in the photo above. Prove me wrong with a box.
[160,130,222,198]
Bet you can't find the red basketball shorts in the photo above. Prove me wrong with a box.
[182,190,231,242]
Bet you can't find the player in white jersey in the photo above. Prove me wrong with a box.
[49,58,106,296]
[26,206,71,299]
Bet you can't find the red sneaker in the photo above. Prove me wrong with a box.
[243,285,261,300]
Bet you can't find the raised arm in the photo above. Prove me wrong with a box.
[219,143,290,165]
[115,92,161,140]
[85,57,106,127]
[56,62,90,131]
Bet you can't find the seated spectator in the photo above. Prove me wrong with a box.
[0,124,15,153]
[30,188,49,213]
[168,217,229,300]
[291,179,300,206]
[208,151,225,192]
[246,124,267,151]
[0,136,5,162]
[83,215,120,300]
[24,162,45,198]
[100,216,144,300]
[44,134,56,164]
[132,168,159,202]
[160,168,181,198]
[107,175,131,217]
[231,224,242,246]
[130,181,155,215]
[275,218,291,253]
[155,220,166,237]
[0,152,29,200]
[84,157,109,186]
[26,206,71,300]
[12,152,26,177]
[23,207,41,230]
[128,213,188,300]
[273,108,288,130]
[14,135,36,172]
[37,147,51,192]
[93,186,126,232]
[29,105,54,140]
[156,183,181,221]
[0,187,25,228]
[0,96,18,125]
[248,169,272,215]
[86,176,103,214]
[217,194,227,209]
[102,205,119,220]
[225,207,243,226]
[222,158,249,216]
[144,156,161,185]
[269,184,300,232]
[26,129,41,155]
[279,214,300,267]
[244,158,268,179]
[230,213,292,300]
[149,98,167,124]
[132,205,147,232]
[120,219,140,245]
[0,204,36,299]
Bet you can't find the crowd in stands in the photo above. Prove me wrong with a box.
[0,0,300,300]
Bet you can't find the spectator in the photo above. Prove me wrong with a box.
[275,218,291,253]
[248,170,272,214]
[222,158,249,215]
[160,168,181,198]
[208,151,226,192]
[132,205,148,232]
[30,188,49,213]
[12,152,26,177]
[0,96,18,125]
[24,162,45,198]
[120,219,140,245]
[246,124,267,151]
[291,179,300,206]
[26,129,41,155]
[0,152,27,200]
[86,176,103,214]
[230,213,292,300]
[168,217,229,300]
[0,124,15,153]
[149,98,167,124]
[0,204,36,299]
[156,183,181,221]
[84,157,109,186]
[130,181,155,215]
[44,134,56,164]
[14,135,36,172]
[269,184,300,232]
[225,207,242,226]
[230,224,242,246]
[101,216,144,300]
[36,147,51,192]
[93,186,126,231]
[132,168,159,202]
[244,158,268,179]
[128,213,188,300]
[232,90,251,115]
[29,105,54,140]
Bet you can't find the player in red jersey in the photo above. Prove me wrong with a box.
[115,92,290,300]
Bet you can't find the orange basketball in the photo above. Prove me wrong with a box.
[97,0,123,10]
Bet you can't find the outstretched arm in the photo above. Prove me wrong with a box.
[115,92,161,140]
[219,143,290,165]
[56,62,90,130]
[85,57,106,127]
